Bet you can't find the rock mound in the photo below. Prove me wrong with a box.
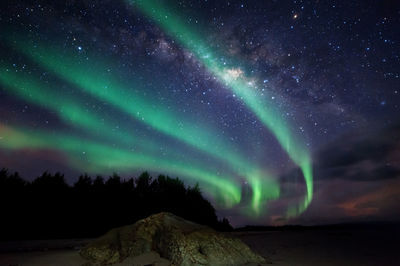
[80,212,266,265]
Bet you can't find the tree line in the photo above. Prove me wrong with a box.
[0,168,232,240]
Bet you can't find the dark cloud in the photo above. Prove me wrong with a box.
[313,122,400,182]
[275,122,400,225]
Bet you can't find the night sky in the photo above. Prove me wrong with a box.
[0,0,399,226]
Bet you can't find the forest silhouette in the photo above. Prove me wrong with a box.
[0,168,232,240]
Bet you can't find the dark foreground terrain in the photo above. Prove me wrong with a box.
[236,225,400,266]
[0,225,399,266]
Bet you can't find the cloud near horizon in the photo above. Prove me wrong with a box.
[1,122,399,226]
[283,122,400,225]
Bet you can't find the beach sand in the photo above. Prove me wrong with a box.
[0,228,398,265]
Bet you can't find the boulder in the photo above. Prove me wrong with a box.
[80,212,266,265]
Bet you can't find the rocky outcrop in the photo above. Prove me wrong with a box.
[80,212,266,265]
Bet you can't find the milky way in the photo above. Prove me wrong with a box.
[0,0,399,225]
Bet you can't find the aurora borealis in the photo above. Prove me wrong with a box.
[131,0,312,215]
[1,0,399,226]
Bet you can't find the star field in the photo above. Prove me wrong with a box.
[0,0,399,225]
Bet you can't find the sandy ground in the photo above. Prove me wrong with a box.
[0,229,399,265]
[236,229,400,266]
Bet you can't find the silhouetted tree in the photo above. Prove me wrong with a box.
[74,173,93,190]
[135,171,152,193]
[93,175,105,188]
[217,217,234,231]
[0,168,233,240]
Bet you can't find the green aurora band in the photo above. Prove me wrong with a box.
[6,37,262,175]
[0,123,242,206]
[0,62,195,160]
[4,34,282,215]
[8,39,251,175]
[0,63,245,207]
[130,0,313,216]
